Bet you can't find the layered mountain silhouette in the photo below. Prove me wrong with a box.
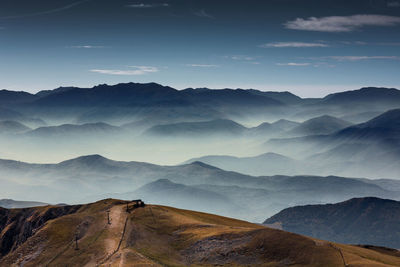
[0,154,399,221]
[264,197,400,248]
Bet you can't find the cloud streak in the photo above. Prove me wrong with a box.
[276,62,311,66]
[127,3,169,8]
[285,14,400,32]
[70,45,104,49]
[195,9,214,18]
[0,0,92,19]
[186,64,219,68]
[261,42,328,48]
[90,66,159,75]
[326,56,400,61]
[387,1,400,7]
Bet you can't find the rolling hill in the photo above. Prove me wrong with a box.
[264,197,400,248]
[1,199,400,266]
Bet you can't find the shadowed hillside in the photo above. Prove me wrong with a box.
[264,197,400,248]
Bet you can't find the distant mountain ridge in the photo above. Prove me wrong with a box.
[264,197,400,248]
[0,199,48,209]
[1,83,398,124]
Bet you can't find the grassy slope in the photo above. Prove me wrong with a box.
[1,200,399,267]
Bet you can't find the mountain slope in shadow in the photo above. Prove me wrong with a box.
[264,197,400,248]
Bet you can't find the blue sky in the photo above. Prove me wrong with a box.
[0,0,400,97]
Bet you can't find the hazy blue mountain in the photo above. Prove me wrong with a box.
[270,119,300,131]
[250,119,300,136]
[287,115,352,137]
[145,119,247,137]
[334,109,400,140]
[264,197,400,248]
[0,107,45,127]
[185,152,299,176]
[264,109,400,178]
[0,155,398,221]
[0,199,48,209]
[0,121,31,135]
[24,122,122,138]
[340,111,384,124]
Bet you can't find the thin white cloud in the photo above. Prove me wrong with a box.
[327,56,400,61]
[90,66,159,75]
[388,1,400,7]
[70,45,104,49]
[186,64,219,68]
[285,14,400,32]
[276,63,311,66]
[195,9,214,18]
[261,42,329,48]
[377,42,400,46]
[0,0,92,19]
[127,3,169,8]
[229,55,254,60]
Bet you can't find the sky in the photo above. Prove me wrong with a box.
[0,0,400,97]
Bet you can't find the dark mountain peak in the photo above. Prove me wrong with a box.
[92,82,176,91]
[139,178,180,191]
[187,161,221,170]
[360,108,400,128]
[58,154,113,167]
[35,86,83,97]
[0,90,37,104]
[334,109,400,139]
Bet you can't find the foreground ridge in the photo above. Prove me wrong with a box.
[0,199,399,266]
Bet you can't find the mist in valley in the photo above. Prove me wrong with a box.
[0,84,399,223]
